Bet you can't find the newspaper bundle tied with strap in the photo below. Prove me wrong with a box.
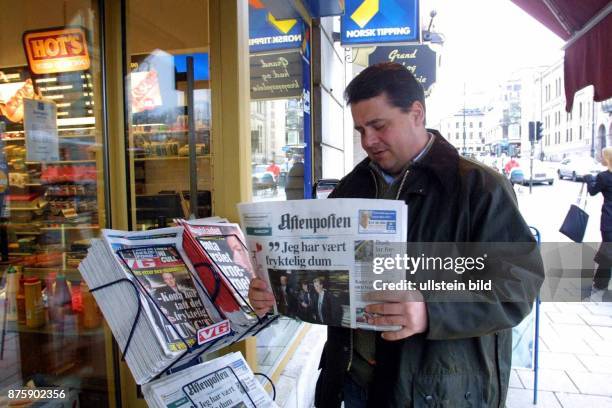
[238,198,408,331]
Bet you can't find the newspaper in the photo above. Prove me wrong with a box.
[79,227,232,384]
[238,198,408,330]
[142,352,277,408]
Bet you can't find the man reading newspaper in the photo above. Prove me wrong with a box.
[248,63,544,407]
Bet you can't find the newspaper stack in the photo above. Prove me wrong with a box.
[79,227,231,384]
[238,198,408,331]
[177,219,258,329]
[142,352,277,408]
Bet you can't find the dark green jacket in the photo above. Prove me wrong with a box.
[314,131,544,407]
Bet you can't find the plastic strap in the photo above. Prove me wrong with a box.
[90,278,143,361]
[254,371,276,401]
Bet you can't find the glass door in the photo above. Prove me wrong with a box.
[125,0,212,230]
[0,1,114,406]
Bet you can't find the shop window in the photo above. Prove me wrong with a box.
[0,1,111,405]
[124,0,212,229]
[249,51,306,203]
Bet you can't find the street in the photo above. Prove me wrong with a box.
[514,177,602,243]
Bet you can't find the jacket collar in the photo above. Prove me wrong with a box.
[354,129,460,194]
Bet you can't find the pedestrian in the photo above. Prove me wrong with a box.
[284,155,304,200]
[584,146,612,300]
[248,62,543,407]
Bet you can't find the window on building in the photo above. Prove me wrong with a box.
[579,102,583,118]
[469,122,473,128]
[579,126,583,140]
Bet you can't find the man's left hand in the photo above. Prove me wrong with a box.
[364,290,428,341]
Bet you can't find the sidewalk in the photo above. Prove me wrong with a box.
[508,184,612,407]
[507,301,612,407]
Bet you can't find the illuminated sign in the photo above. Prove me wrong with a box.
[249,0,304,53]
[23,27,90,74]
[341,0,420,46]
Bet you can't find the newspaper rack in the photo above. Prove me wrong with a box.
[89,248,280,382]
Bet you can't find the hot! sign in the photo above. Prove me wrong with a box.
[23,27,90,74]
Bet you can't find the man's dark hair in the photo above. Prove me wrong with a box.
[344,62,425,114]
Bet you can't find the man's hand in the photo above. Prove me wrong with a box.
[248,278,276,317]
[364,290,428,341]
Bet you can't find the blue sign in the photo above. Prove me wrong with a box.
[341,0,420,46]
[249,3,304,53]
[368,45,436,93]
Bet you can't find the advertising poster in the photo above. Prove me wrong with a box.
[24,98,59,162]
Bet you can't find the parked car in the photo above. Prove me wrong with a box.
[517,160,555,185]
[252,164,277,190]
[557,157,606,181]
[508,167,525,185]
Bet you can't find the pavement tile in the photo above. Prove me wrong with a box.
[576,355,612,374]
[583,302,612,316]
[579,313,612,326]
[506,388,561,408]
[537,351,588,372]
[545,311,585,324]
[543,338,594,354]
[584,339,612,357]
[509,369,524,389]
[566,372,612,396]
[552,303,593,315]
[540,303,561,313]
[517,368,578,393]
[554,392,612,408]
[591,326,612,340]
[550,323,602,342]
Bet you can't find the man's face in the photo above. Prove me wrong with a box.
[351,93,424,175]
[227,236,252,275]
[280,276,288,286]
[162,273,176,288]
[313,280,322,293]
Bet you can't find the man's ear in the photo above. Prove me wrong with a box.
[411,101,426,126]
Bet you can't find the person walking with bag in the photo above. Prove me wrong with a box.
[584,147,612,299]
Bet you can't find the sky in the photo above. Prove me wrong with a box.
[422,0,565,124]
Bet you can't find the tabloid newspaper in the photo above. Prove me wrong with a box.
[238,198,408,330]
[178,219,258,329]
[79,227,233,384]
[142,352,277,408]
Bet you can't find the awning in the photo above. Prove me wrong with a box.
[511,0,611,112]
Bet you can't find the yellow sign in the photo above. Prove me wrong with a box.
[23,27,90,75]
[267,13,297,34]
[351,0,379,28]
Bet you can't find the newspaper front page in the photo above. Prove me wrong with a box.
[142,352,276,408]
[238,198,407,330]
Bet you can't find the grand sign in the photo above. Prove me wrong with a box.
[368,45,436,93]
[23,27,90,74]
[250,50,303,100]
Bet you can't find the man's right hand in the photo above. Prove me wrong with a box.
[248,278,276,317]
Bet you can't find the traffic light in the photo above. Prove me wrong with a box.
[528,121,544,142]
[535,121,543,141]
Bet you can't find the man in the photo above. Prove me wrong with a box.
[312,277,341,326]
[155,272,198,338]
[249,63,543,407]
[274,274,297,315]
[226,234,256,279]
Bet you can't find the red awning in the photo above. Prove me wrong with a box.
[511,0,611,112]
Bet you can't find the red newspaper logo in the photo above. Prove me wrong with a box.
[197,319,231,345]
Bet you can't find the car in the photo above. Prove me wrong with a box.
[508,167,525,185]
[557,157,606,181]
[252,164,277,190]
[516,160,555,185]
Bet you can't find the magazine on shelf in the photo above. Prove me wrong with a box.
[142,352,277,408]
[238,198,408,331]
[177,219,258,329]
[79,227,247,384]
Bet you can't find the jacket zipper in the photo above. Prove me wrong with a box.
[347,170,380,372]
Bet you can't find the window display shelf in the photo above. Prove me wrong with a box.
[5,320,104,337]
[133,155,211,162]
[26,160,97,165]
